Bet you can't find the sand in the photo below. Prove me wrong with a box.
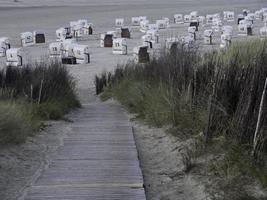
[0,0,266,199]
[132,123,207,200]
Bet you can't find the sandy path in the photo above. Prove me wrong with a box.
[0,120,72,200]
[0,1,266,200]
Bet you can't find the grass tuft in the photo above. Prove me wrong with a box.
[0,61,80,144]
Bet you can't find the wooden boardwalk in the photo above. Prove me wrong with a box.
[22,102,146,200]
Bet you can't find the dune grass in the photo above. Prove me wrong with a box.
[0,61,80,145]
[97,39,267,198]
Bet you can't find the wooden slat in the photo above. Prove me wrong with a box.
[25,186,145,200]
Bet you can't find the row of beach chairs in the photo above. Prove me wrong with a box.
[1,7,267,66]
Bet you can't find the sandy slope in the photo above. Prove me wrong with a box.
[133,123,207,200]
[0,120,72,200]
[0,1,266,200]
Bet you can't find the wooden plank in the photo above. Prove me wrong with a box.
[25,185,145,200]
[49,160,141,170]
[22,102,146,200]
